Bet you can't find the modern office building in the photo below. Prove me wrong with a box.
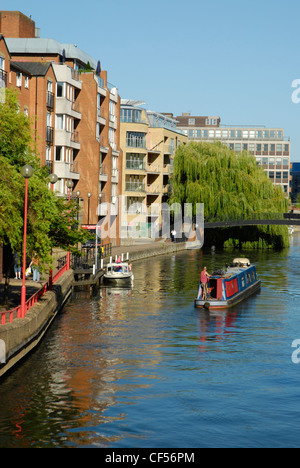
[120,101,187,240]
[290,163,300,203]
[0,10,122,245]
[176,113,291,195]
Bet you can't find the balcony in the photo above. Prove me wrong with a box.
[126,160,146,171]
[99,165,108,182]
[147,184,160,194]
[126,137,146,149]
[111,168,119,184]
[47,91,55,110]
[46,126,54,145]
[125,182,146,192]
[147,164,161,173]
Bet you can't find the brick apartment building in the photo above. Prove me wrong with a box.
[0,10,122,250]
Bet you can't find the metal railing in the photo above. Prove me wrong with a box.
[1,259,68,326]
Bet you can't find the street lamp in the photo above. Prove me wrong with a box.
[49,173,58,290]
[87,192,92,225]
[66,180,74,270]
[20,165,34,319]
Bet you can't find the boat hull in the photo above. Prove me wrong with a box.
[195,279,261,309]
[103,274,133,284]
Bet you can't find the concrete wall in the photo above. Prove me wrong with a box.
[0,270,73,378]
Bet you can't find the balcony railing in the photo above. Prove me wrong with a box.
[126,160,146,170]
[125,182,146,192]
[47,91,55,109]
[46,126,54,145]
[126,138,146,149]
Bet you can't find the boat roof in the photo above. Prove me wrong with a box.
[107,262,129,266]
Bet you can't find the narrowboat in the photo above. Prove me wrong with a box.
[103,262,133,284]
[195,258,261,309]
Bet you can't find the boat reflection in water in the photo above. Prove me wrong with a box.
[195,258,261,310]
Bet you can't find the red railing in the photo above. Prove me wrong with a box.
[0,262,68,326]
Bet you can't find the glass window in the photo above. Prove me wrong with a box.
[188,129,194,138]
[277,131,283,139]
[196,130,201,138]
[256,144,262,152]
[235,143,241,151]
[236,130,242,138]
[283,172,288,178]
[276,172,281,179]
[276,144,282,152]
[263,144,268,152]
[269,158,275,165]
[276,158,282,166]
[188,118,195,125]
[230,130,235,138]
[270,144,275,152]
[270,131,275,139]
[56,114,64,129]
[283,158,289,166]
[262,158,268,165]
[257,131,262,139]
[243,143,248,151]
[242,131,248,139]
[264,130,269,139]
[269,171,274,178]
[202,130,208,138]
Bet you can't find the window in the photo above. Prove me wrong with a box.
[196,130,201,138]
[57,82,64,97]
[121,108,141,123]
[269,171,274,179]
[263,130,269,139]
[276,172,281,179]
[55,146,63,161]
[16,72,22,87]
[188,118,195,125]
[230,130,235,138]
[256,144,262,152]
[24,76,29,88]
[188,129,194,138]
[56,114,64,130]
[126,131,146,148]
[236,130,242,139]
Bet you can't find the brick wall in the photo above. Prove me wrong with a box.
[0,11,35,38]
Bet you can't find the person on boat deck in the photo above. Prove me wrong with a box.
[200,266,211,300]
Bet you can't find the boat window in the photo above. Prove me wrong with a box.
[251,271,256,281]
[246,273,251,284]
[241,276,245,288]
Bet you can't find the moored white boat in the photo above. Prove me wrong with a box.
[103,262,133,284]
[195,258,261,310]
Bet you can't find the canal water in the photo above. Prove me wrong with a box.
[1,234,300,448]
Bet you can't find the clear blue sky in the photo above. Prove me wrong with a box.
[3,0,300,160]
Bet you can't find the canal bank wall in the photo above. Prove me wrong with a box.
[0,270,73,378]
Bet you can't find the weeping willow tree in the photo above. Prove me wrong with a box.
[170,141,289,250]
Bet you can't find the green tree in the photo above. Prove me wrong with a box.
[170,141,289,249]
[0,89,88,268]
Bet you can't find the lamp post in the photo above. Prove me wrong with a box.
[48,173,58,290]
[87,192,92,225]
[20,165,34,319]
[76,190,81,225]
[66,180,74,270]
